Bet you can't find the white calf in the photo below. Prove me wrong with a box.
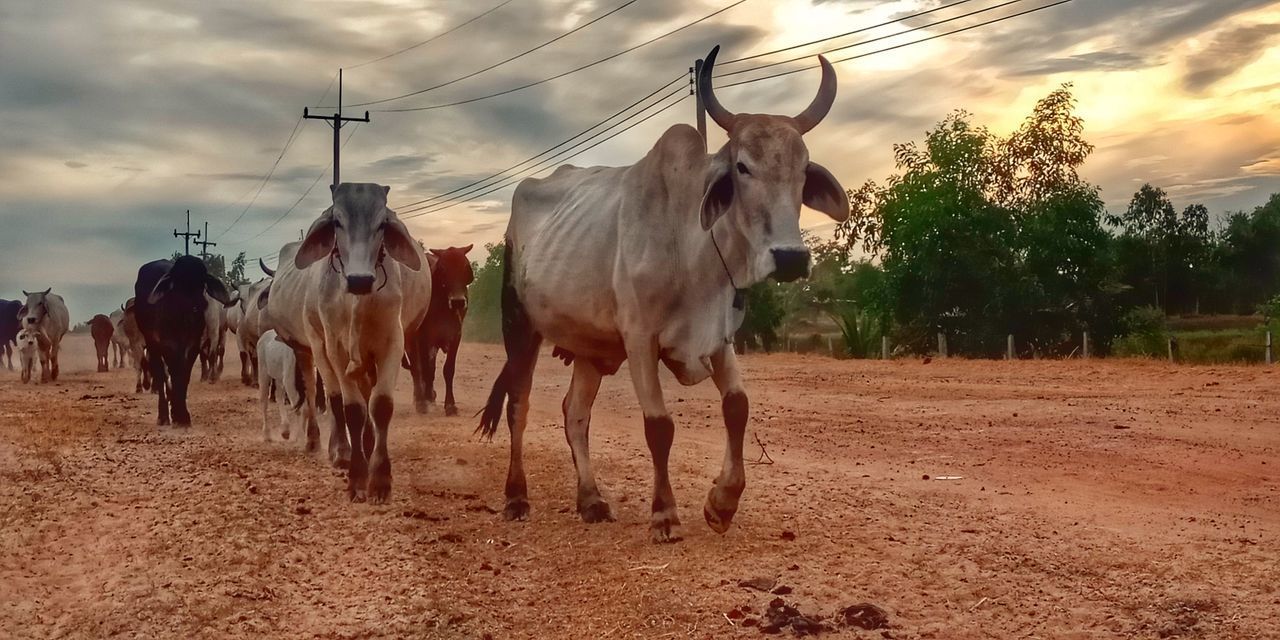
[257,330,303,442]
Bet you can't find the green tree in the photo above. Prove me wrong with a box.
[463,243,505,343]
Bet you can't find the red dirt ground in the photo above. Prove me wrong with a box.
[1,335,1277,639]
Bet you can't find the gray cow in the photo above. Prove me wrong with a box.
[477,47,849,542]
[19,289,69,382]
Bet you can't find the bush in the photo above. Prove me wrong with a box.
[1113,306,1168,357]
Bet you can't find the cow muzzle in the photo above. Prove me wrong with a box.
[449,297,467,311]
[770,249,811,282]
[346,274,375,295]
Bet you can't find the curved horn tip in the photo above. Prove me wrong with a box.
[698,44,735,132]
[794,54,838,134]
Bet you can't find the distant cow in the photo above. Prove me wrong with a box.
[256,330,303,442]
[19,289,69,382]
[16,328,47,384]
[478,47,849,541]
[0,299,20,370]
[114,299,149,392]
[267,183,432,502]
[236,272,273,387]
[134,256,234,426]
[199,291,233,382]
[409,245,474,415]
[89,314,115,372]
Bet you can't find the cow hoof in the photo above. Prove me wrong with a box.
[650,511,683,544]
[329,449,351,469]
[157,417,170,427]
[280,429,290,441]
[368,477,391,504]
[348,488,367,503]
[444,404,458,417]
[703,502,735,534]
[414,400,429,415]
[503,499,530,522]
[578,499,614,524]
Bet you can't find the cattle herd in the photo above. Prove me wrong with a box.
[2,48,846,542]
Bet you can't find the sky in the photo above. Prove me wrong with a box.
[2,0,1279,320]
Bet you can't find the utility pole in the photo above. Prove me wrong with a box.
[690,58,707,146]
[194,221,218,261]
[174,209,201,255]
[303,68,369,189]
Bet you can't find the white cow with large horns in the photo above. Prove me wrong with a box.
[477,46,849,542]
[264,183,432,503]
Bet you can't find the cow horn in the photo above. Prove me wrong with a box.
[259,258,276,277]
[793,55,837,134]
[699,45,735,132]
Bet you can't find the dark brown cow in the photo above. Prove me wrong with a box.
[409,245,474,415]
[88,314,114,372]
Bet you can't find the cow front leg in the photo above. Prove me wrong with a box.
[50,345,59,381]
[564,359,611,522]
[151,355,170,426]
[342,388,368,502]
[367,391,395,504]
[626,338,680,543]
[705,345,748,534]
[239,350,251,386]
[170,352,196,426]
[425,345,439,408]
[443,340,459,416]
[313,354,347,467]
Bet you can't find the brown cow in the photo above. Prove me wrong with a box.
[409,245,474,415]
[88,314,114,372]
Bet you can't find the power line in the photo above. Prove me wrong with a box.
[396,86,682,216]
[346,0,639,108]
[400,92,688,219]
[372,0,748,114]
[719,0,1073,89]
[230,123,362,245]
[718,0,981,65]
[395,0,1072,219]
[213,70,339,239]
[715,0,1031,79]
[391,75,684,211]
[345,0,519,70]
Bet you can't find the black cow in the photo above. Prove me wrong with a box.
[0,299,19,370]
[134,256,234,426]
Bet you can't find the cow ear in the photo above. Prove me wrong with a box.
[429,248,444,257]
[147,274,173,305]
[22,290,30,297]
[803,161,849,222]
[204,276,235,307]
[256,282,272,310]
[296,209,336,269]
[384,216,423,271]
[700,154,734,231]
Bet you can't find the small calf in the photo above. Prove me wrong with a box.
[257,330,303,442]
[16,329,47,384]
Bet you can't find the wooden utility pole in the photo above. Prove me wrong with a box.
[691,59,707,146]
[174,209,200,255]
[194,221,218,261]
[303,68,369,189]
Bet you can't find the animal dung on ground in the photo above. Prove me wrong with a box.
[838,602,890,630]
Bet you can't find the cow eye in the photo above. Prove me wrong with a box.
[736,162,750,176]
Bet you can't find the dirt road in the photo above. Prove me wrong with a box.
[1,335,1277,639]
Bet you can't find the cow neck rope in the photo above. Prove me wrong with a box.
[709,227,746,311]
[328,248,391,291]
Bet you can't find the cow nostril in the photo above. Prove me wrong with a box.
[346,274,375,295]
[770,249,811,283]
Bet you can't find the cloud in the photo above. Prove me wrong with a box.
[64,160,88,169]
[1009,50,1155,77]
[1182,23,1280,92]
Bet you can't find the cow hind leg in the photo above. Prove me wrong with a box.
[259,368,273,442]
[151,353,170,426]
[564,359,611,523]
[625,338,680,543]
[443,339,460,416]
[704,346,749,534]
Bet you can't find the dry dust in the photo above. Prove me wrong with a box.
[1,334,1277,639]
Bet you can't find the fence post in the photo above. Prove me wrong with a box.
[937,332,948,358]
[1082,331,1090,359]
[1167,337,1176,363]
[1006,334,1015,360]
[882,335,890,360]
[828,336,835,357]
[1268,331,1273,365]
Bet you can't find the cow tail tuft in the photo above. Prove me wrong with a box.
[475,364,509,440]
[475,238,540,441]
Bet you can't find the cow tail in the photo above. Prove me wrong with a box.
[476,239,539,440]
